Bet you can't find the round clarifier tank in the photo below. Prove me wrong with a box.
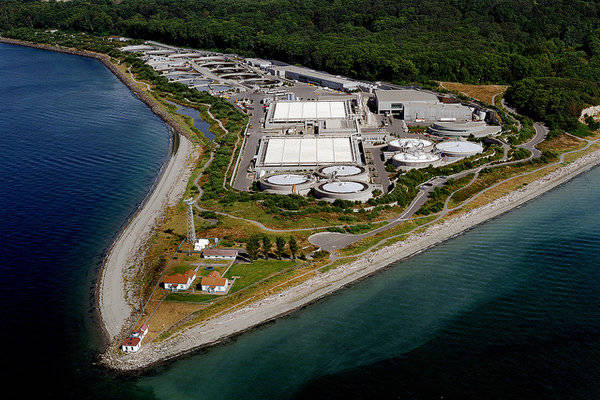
[321,181,366,193]
[436,140,484,158]
[392,152,441,168]
[314,180,372,202]
[317,165,367,181]
[259,173,315,195]
[388,138,433,152]
[266,174,309,186]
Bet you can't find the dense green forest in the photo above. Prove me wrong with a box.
[1,0,600,130]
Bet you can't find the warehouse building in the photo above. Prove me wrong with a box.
[375,89,473,122]
[257,136,358,168]
[271,100,348,122]
[267,65,359,92]
[264,99,359,135]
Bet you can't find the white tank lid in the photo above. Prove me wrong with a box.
[321,181,365,193]
[393,152,440,162]
[436,141,483,154]
[320,165,362,176]
[266,174,308,185]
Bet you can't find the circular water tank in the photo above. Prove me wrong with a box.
[321,181,366,193]
[314,180,372,202]
[316,165,368,181]
[265,174,308,186]
[436,141,484,158]
[392,152,441,168]
[388,138,433,152]
[259,173,315,195]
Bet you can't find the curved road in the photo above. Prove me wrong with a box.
[309,121,548,252]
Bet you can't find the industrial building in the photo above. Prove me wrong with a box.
[271,101,348,122]
[375,89,473,122]
[256,136,361,172]
[264,99,360,135]
[267,65,360,92]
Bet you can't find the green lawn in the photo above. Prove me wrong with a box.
[165,293,219,303]
[225,259,297,292]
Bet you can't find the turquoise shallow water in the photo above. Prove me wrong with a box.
[1,42,599,399]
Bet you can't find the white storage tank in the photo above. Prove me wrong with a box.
[387,138,433,152]
[316,165,368,181]
[259,173,315,195]
[391,152,441,169]
[314,181,373,202]
[436,141,484,158]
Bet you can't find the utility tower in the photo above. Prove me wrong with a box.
[183,198,197,244]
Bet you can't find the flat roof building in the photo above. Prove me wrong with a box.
[375,89,473,122]
[272,101,347,122]
[268,65,359,92]
[203,248,239,260]
[261,137,355,166]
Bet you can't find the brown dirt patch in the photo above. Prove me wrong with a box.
[439,82,507,104]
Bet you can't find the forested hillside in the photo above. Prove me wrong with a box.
[1,0,600,130]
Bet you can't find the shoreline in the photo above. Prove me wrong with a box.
[0,38,198,341]
[105,146,600,372]
[4,36,599,373]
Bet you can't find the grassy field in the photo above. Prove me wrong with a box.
[225,259,298,292]
[165,293,219,303]
[439,81,508,104]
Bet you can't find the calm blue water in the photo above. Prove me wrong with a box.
[166,99,216,141]
[0,43,170,398]
[2,43,600,399]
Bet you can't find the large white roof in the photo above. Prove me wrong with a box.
[272,101,346,121]
[321,181,365,193]
[263,137,354,165]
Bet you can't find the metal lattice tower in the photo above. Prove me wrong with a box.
[183,198,197,244]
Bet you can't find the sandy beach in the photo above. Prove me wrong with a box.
[103,146,600,371]
[98,134,196,340]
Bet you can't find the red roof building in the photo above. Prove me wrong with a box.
[163,269,196,291]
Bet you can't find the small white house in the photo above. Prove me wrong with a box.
[121,324,150,353]
[202,248,239,260]
[194,238,210,251]
[163,269,196,291]
[121,337,141,353]
[201,271,229,293]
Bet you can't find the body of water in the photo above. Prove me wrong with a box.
[1,43,599,399]
[166,99,216,141]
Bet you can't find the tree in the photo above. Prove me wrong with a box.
[288,236,298,259]
[246,235,261,260]
[275,236,286,259]
[261,235,272,259]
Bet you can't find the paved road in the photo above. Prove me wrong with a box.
[364,146,391,192]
